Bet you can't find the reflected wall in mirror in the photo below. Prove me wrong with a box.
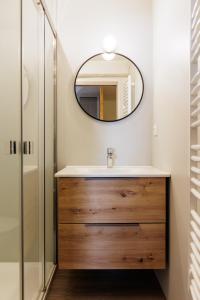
[74,53,144,122]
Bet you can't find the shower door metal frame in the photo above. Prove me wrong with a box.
[43,10,57,294]
[20,0,24,299]
[19,0,57,299]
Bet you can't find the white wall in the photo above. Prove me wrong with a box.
[153,1,190,300]
[57,0,153,168]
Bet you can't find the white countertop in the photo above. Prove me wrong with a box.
[55,165,170,178]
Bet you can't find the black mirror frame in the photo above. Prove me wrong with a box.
[74,53,144,122]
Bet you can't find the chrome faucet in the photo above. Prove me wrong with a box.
[107,148,114,168]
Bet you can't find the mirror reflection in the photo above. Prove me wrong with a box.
[74,53,144,122]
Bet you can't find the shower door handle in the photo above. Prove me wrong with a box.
[23,141,33,155]
[10,141,17,155]
[23,141,28,155]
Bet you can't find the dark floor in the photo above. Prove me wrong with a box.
[46,270,166,300]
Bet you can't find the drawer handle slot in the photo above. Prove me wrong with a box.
[85,223,140,227]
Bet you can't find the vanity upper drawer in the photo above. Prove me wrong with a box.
[58,177,166,223]
[58,223,166,269]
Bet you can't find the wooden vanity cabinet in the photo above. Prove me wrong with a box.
[57,177,167,270]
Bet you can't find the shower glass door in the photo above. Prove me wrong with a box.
[0,1,22,300]
[22,0,44,299]
[44,16,56,285]
[0,1,56,299]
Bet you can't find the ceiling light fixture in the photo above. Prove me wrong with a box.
[102,35,117,61]
[103,35,117,53]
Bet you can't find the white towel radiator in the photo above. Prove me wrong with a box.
[190,1,200,299]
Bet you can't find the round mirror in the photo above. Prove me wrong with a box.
[74,53,144,122]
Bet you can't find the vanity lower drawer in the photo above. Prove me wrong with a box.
[58,178,166,223]
[58,223,166,269]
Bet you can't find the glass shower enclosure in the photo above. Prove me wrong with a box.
[0,1,57,299]
[0,1,22,299]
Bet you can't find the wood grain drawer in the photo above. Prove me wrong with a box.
[58,178,166,223]
[58,223,166,269]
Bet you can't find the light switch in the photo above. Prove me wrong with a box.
[153,124,158,137]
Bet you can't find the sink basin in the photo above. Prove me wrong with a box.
[55,166,170,178]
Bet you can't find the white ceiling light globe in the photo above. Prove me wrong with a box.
[103,35,117,53]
